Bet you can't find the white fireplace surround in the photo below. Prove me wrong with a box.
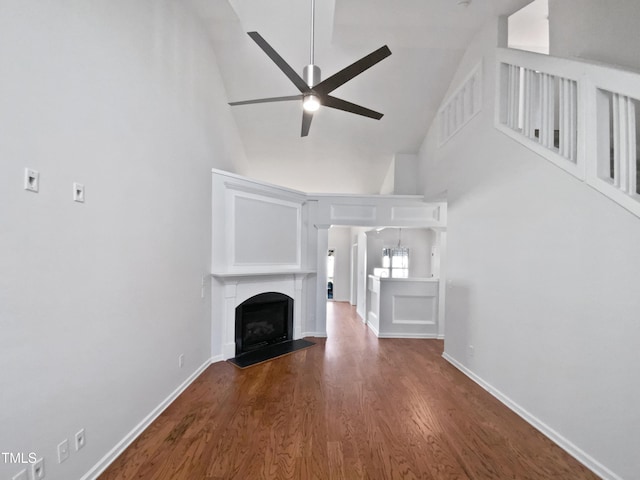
[214,272,312,360]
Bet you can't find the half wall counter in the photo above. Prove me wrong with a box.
[366,275,439,338]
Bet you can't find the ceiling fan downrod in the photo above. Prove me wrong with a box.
[303,0,320,87]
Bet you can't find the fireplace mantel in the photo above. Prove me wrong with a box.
[211,270,315,280]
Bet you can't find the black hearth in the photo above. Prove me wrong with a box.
[235,292,293,356]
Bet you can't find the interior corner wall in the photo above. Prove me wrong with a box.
[379,158,395,194]
[0,1,246,479]
[393,154,419,195]
[379,154,419,195]
[417,16,640,480]
[549,0,640,71]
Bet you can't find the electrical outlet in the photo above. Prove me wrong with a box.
[24,168,39,192]
[178,354,184,368]
[12,468,28,480]
[469,345,475,357]
[75,428,86,451]
[73,182,85,203]
[57,439,70,463]
[32,457,45,479]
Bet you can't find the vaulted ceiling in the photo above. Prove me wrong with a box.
[187,0,532,193]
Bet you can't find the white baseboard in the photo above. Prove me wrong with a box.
[222,342,236,360]
[376,332,440,339]
[367,322,380,337]
[302,332,327,338]
[442,352,623,480]
[80,357,213,480]
[210,354,224,363]
[365,322,444,340]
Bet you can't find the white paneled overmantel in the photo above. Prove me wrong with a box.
[213,171,307,275]
[210,169,447,358]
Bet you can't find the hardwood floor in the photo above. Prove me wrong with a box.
[100,302,599,479]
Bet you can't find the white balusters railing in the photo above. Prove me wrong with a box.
[496,47,640,218]
[521,68,537,139]
[609,93,637,194]
[558,78,578,161]
[505,64,520,130]
[438,62,482,146]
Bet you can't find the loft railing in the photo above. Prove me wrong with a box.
[438,62,482,146]
[496,47,640,218]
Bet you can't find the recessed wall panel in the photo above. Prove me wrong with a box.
[330,204,376,221]
[391,205,440,222]
[233,195,300,266]
[392,295,436,324]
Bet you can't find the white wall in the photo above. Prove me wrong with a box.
[327,227,352,302]
[393,154,419,195]
[378,154,419,195]
[379,159,395,194]
[417,16,640,480]
[0,1,245,479]
[549,0,640,71]
[508,0,549,54]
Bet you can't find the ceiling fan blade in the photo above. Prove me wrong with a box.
[247,32,310,94]
[229,95,303,106]
[322,96,384,120]
[314,45,391,95]
[301,110,313,137]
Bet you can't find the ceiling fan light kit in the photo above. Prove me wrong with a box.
[228,0,391,137]
[303,94,321,112]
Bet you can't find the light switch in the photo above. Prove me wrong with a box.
[73,182,85,203]
[24,168,39,192]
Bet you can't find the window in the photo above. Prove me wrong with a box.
[381,247,409,278]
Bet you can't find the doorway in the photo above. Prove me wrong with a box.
[327,249,335,299]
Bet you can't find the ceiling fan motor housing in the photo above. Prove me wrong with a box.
[303,64,321,87]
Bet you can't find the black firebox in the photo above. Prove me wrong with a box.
[235,292,293,356]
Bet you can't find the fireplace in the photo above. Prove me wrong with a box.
[235,292,294,356]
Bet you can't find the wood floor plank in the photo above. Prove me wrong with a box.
[99,302,599,480]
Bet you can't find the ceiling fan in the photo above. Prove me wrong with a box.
[228,0,392,137]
